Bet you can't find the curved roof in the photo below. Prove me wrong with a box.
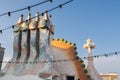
[52,38,75,49]
[52,38,91,80]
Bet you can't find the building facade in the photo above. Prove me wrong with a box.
[0,12,91,80]
[100,73,118,80]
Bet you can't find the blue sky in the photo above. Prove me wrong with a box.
[0,0,120,78]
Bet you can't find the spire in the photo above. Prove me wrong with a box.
[14,14,23,32]
[83,38,103,80]
[49,15,54,34]
[20,13,31,30]
[42,10,49,20]
[29,12,39,29]
[35,12,39,22]
[16,14,23,24]
[26,12,31,22]
[38,10,50,28]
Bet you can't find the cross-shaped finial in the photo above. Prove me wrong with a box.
[83,38,96,55]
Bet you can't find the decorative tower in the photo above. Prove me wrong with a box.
[83,38,103,80]
[0,44,5,71]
